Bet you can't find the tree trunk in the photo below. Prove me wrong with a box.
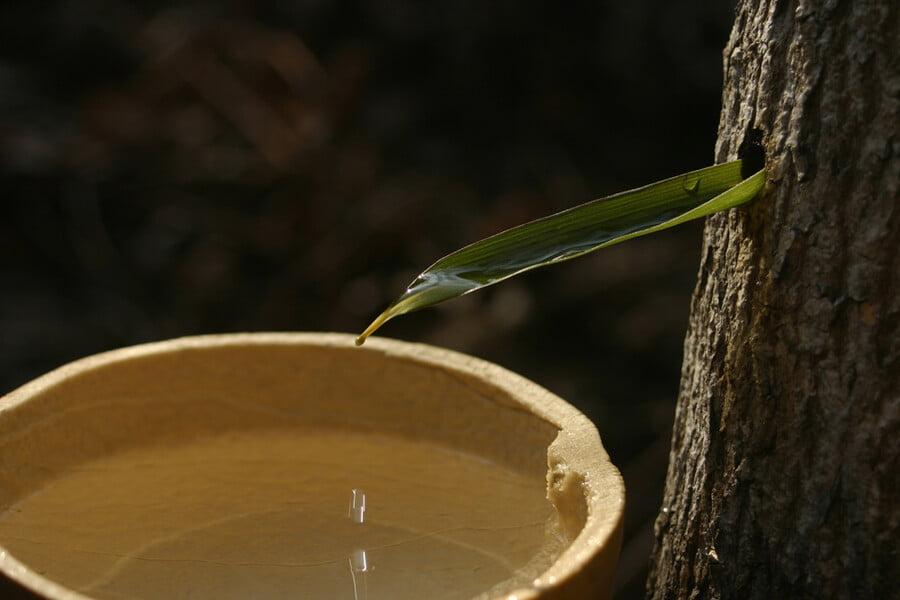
[648,1,898,599]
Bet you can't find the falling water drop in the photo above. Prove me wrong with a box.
[349,488,366,524]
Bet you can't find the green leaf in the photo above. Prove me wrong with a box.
[356,161,765,345]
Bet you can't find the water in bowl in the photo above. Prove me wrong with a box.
[0,430,566,599]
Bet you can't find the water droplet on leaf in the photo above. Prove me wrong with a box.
[683,176,700,194]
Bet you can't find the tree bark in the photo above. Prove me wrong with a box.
[648,1,898,599]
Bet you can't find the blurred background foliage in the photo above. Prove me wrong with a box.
[0,1,735,597]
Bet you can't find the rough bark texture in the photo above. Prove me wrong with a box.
[648,1,899,599]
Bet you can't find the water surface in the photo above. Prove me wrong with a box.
[0,430,565,599]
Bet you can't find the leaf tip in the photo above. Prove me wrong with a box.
[355,309,394,347]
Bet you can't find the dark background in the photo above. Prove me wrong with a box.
[0,2,736,598]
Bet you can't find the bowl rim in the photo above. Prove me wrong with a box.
[0,332,625,600]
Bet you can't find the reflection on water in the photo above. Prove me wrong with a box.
[0,431,566,599]
[350,548,368,600]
